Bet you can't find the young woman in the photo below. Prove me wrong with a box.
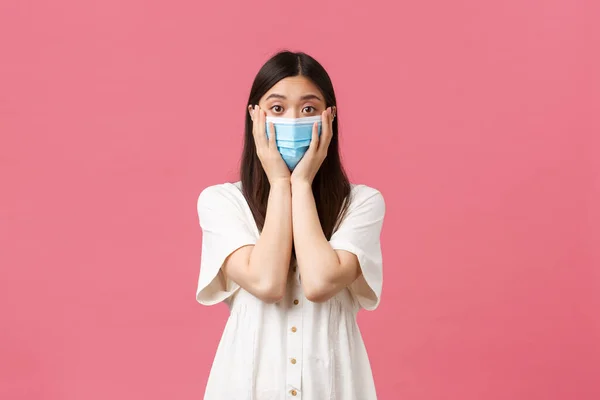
[195,50,386,400]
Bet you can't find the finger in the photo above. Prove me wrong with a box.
[327,107,334,144]
[251,105,259,142]
[259,108,270,147]
[330,106,335,128]
[319,108,332,152]
[307,120,319,154]
[268,121,276,148]
[254,106,268,149]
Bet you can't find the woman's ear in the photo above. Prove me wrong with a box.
[248,104,255,121]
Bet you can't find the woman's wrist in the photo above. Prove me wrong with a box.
[290,178,313,192]
[269,177,291,188]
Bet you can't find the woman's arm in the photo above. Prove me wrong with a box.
[222,180,293,303]
[291,180,361,302]
[221,106,294,304]
[285,106,359,302]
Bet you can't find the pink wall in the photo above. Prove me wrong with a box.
[1,1,598,399]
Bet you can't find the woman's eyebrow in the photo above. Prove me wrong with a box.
[264,93,323,102]
[300,94,323,101]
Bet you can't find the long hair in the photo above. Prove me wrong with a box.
[240,50,351,240]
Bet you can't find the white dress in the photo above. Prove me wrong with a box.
[195,181,386,400]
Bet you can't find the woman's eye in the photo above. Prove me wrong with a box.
[271,105,283,113]
[302,106,315,113]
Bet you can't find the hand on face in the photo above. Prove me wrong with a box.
[291,106,335,185]
[251,105,291,185]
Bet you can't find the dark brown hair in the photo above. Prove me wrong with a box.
[240,50,351,240]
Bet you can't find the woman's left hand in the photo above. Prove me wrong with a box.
[291,106,335,185]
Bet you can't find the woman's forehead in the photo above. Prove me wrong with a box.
[261,76,324,102]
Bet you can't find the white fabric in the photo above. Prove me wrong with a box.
[196,181,386,400]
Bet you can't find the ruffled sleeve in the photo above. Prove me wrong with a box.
[329,185,386,311]
[195,184,257,306]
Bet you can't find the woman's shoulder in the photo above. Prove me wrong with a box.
[349,182,384,202]
[197,181,245,210]
[346,183,386,218]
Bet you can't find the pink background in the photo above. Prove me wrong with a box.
[1,0,599,399]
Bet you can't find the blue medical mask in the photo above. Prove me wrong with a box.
[265,115,322,170]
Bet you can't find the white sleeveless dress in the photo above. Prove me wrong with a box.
[195,181,385,400]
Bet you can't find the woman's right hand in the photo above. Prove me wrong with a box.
[252,105,291,184]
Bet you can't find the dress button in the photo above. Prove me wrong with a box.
[291,358,297,364]
[291,326,297,333]
[293,299,299,305]
[290,389,297,396]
